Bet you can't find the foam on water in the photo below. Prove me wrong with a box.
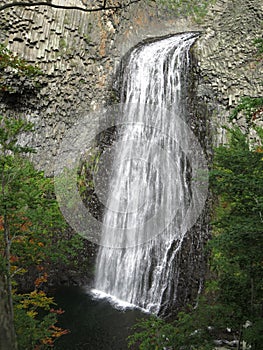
[90,289,150,313]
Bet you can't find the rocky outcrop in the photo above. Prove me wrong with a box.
[194,0,263,144]
[0,0,119,174]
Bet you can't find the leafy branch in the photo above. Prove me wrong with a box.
[0,44,41,76]
[0,0,141,13]
[229,96,263,123]
[0,43,42,94]
[254,37,263,55]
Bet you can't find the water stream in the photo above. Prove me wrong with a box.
[93,33,204,315]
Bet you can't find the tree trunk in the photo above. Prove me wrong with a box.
[0,274,17,350]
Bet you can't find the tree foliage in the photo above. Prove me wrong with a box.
[128,311,215,350]
[208,125,263,348]
[0,43,42,94]
[0,115,72,349]
[229,97,263,124]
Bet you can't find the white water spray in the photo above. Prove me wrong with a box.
[93,33,204,314]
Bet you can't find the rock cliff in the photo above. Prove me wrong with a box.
[1,0,261,172]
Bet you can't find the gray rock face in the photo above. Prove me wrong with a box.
[1,1,261,173]
[0,0,200,175]
[194,0,263,145]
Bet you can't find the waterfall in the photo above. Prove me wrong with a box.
[93,33,205,315]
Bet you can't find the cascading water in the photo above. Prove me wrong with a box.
[93,33,206,315]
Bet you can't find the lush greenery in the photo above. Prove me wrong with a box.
[0,115,77,349]
[209,125,263,345]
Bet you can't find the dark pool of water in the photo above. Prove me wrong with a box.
[53,286,147,350]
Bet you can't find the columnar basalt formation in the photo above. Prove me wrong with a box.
[194,0,263,144]
[0,0,197,174]
[0,0,262,172]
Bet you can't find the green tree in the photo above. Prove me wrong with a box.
[0,116,32,350]
[208,126,263,348]
[0,115,75,350]
[128,310,215,350]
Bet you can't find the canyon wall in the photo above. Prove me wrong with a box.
[1,0,262,173]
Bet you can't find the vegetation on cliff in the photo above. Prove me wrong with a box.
[157,0,216,22]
